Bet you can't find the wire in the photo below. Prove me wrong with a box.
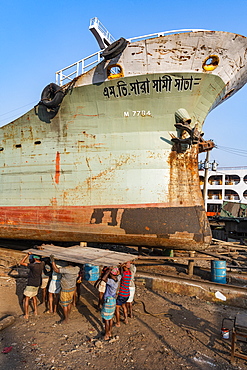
[215,145,247,158]
[0,101,38,124]
[217,145,247,154]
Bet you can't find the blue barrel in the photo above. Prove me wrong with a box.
[211,260,226,284]
[84,264,99,281]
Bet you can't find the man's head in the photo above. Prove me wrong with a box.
[110,267,119,276]
[122,261,131,270]
[32,255,41,261]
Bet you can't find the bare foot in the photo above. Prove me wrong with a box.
[104,335,110,340]
[124,319,129,324]
[115,323,120,327]
[23,315,29,320]
[57,319,68,325]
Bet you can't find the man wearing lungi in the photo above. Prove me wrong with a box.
[101,267,120,340]
[50,255,79,324]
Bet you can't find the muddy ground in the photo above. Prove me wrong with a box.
[1,262,247,370]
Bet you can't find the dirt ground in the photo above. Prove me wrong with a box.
[1,266,247,370]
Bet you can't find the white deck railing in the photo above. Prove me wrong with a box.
[55,51,102,86]
[55,28,207,86]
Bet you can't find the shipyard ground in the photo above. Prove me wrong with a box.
[1,265,247,369]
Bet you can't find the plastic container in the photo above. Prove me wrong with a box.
[84,264,99,281]
[221,328,230,339]
[211,260,226,284]
[221,318,234,340]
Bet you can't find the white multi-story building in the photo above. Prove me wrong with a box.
[199,167,247,215]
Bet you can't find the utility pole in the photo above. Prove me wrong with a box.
[201,150,218,210]
[202,150,210,210]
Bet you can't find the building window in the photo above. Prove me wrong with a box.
[207,203,221,213]
[225,175,240,185]
[199,176,204,186]
[225,190,240,200]
[208,190,222,200]
[208,175,222,185]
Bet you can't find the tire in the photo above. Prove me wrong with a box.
[101,37,128,60]
[41,83,65,109]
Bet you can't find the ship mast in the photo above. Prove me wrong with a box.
[89,17,115,49]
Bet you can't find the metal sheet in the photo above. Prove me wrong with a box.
[24,245,136,266]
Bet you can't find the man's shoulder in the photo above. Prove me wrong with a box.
[60,265,79,273]
[107,276,119,285]
[130,264,136,273]
[30,261,43,273]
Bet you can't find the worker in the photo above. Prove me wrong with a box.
[19,252,44,320]
[50,255,79,324]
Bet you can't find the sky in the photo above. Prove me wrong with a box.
[1,0,247,168]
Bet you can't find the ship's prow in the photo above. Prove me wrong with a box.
[0,21,247,251]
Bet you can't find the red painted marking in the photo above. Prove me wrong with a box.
[0,203,190,226]
[55,152,60,184]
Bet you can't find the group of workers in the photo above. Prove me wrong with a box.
[19,252,136,339]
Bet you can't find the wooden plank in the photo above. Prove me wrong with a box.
[196,250,232,261]
[23,244,136,266]
[137,256,215,260]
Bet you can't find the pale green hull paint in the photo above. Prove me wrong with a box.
[0,72,225,208]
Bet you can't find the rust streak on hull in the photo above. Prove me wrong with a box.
[55,151,60,184]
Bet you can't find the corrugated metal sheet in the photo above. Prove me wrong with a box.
[24,245,135,266]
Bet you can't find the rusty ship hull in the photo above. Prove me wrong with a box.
[1,29,247,250]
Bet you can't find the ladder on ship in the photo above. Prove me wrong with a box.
[89,17,115,49]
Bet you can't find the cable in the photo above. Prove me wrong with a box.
[0,101,37,117]
[215,145,247,158]
[0,101,37,124]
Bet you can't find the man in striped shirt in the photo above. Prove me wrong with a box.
[115,261,131,327]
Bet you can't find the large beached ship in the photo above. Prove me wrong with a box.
[0,18,247,250]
